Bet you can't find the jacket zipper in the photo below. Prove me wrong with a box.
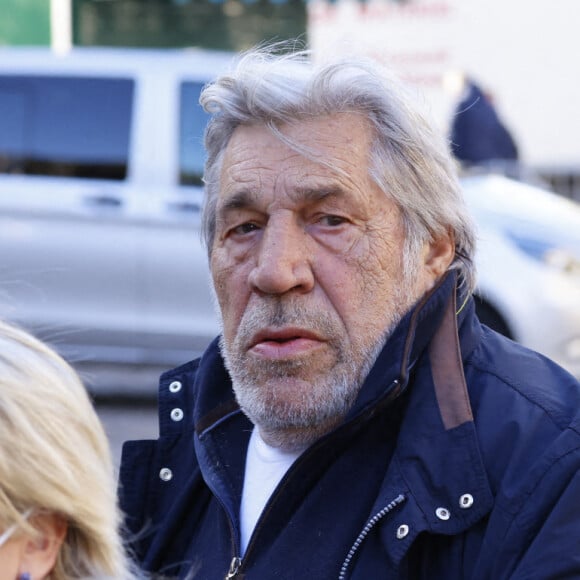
[220,380,404,579]
[338,493,406,580]
[225,556,242,579]
[208,484,242,579]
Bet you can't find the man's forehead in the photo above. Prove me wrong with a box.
[223,113,372,166]
[216,114,379,217]
[216,184,349,214]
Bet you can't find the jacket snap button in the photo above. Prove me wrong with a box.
[396,524,409,539]
[170,408,184,422]
[159,468,173,481]
[169,380,182,393]
[459,494,474,509]
[435,507,451,521]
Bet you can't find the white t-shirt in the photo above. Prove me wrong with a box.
[239,428,304,556]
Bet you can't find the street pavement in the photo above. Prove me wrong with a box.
[95,399,159,471]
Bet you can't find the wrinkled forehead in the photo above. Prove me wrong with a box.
[223,112,373,166]
[218,113,376,196]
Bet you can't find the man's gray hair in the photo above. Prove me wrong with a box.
[200,45,477,294]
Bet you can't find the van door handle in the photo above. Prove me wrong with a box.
[167,201,201,213]
[84,194,123,208]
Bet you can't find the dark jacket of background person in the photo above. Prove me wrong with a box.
[119,272,580,579]
[450,81,519,165]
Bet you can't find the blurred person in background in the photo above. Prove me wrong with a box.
[0,320,137,579]
[120,46,580,579]
[450,76,519,172]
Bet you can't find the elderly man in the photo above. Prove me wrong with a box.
[120,48,580,579]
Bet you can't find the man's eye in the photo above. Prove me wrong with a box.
[319,215,347,227]
[232,222,260,236]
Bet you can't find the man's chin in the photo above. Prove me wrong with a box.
[233,377,356,450]
[250,410,347,452]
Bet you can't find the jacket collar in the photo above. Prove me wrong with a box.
[367,274,493,568]
[345,270,473,418]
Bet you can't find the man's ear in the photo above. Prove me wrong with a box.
[422,230,456,288]
[19,514,67,579]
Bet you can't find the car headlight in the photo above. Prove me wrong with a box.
[507,233,580,276]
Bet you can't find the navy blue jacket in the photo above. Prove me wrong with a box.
[119,273,580,579]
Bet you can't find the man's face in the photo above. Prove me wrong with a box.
[211,113,451,450]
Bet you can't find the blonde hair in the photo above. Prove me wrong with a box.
[0,320,135,579]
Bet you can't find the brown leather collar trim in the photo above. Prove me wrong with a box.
[428,286,473,430]
[399,274,445,384]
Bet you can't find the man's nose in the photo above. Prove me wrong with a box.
[248,219,315,295]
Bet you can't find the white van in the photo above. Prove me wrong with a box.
[0,47,234,389]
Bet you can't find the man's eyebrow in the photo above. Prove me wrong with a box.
[218,190,258,214]
[291,186,347,204]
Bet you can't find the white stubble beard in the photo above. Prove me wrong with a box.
[219,274,416,451]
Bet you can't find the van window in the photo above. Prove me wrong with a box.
[179,81,209,187]
[0,75,133,180]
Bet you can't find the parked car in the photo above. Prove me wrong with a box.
[463,174,580,378]
[0,47,231,386]
[1,48,579,393]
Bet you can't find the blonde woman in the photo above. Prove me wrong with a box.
[0,320,136,579]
